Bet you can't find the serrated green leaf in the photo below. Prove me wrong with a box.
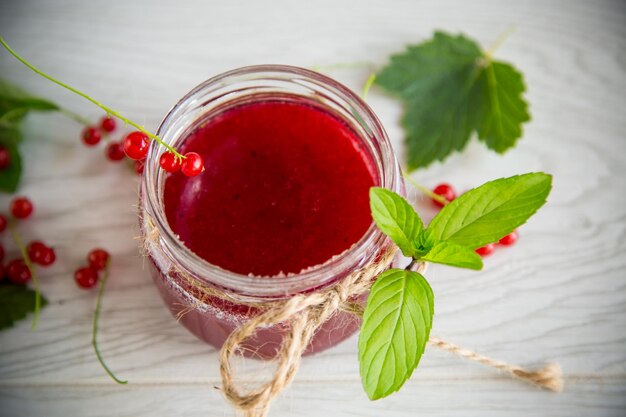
[0,78,59,132]
[370,187,424,257]
[358,269,434,400]
[0,138,23,192]
[426,173,552,249]
[375,31,530,169]
[0,283,48,331]
[421,241,483,270]
[478,62,530,153]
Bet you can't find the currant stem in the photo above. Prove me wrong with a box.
[361,73,376,100]
[484,26,516,60]
[0,37,183,159]
[401,169,449,206]
[8,220,41,330]
[92,260,128,385]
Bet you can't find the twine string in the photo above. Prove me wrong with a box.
[142,216,562,417]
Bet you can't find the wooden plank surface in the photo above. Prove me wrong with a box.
[0,0,625,416]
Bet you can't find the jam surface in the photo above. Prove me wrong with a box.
[164,100,376,276]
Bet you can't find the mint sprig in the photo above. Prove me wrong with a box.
[359,172,552,399]
[375,31,530,170]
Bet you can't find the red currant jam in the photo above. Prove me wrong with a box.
[163,100,376,276]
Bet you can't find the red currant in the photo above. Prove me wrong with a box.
[159,151,182,173]
[81,126,102,146]
[106,142,125,162]
[74,266,99,289]
[27,241,56,267]
[0,214,6,233]
[432,183,456,208]
[0,243,4,262]
[0,145,11,170]
[122,131,150,160]
[100,116,116,133]
[181,152,204,177]
[134,159,145,175]
[7,259,31,285]
[10,196,34,219]
[499,230,519,246]
[475,243,496,257]
[87,248,110,271]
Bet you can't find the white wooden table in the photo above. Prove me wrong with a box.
[1,0,625,416]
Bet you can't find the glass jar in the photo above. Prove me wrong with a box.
[139,65,403,357]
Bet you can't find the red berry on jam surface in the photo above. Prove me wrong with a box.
[432,183,456,208]
[100,116,116,133]
[0,145,11,170]
[0,214,6,233]
[159,151,182,173]
[499,230,519,246]
[82,126,102,146]
[7,259,31,285]
[74,266,99,289]
[106,142,126,161]
[181,152,204,177]
[122,131,150,160]
[87,248,110,271]
[475,243,496,257]
[10,196,34,219]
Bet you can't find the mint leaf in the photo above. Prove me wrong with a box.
[421,241,483,270]
[427,173,552,249]
[370,187,424,257]
[0,283,48,330]
[0,138,22,192]
[358,269,434,400]
[376,31,530,169]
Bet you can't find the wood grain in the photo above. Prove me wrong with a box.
[0,0,625,415]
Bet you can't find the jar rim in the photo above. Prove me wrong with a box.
[141,65,402,297]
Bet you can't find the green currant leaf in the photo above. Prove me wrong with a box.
[0,78,59,132]
[427,173,552,249]
[358,269,434,400]
[0,283,48,331]
[478,62,530,152]
[0,138,23,193]
[375,31,530,169]
[370,187,424,257]
[421,241,483,270]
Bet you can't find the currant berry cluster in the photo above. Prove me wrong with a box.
[81,115,204,177]
[430,183,519,257]
[81,115,137,170]
[0,197,57,285]
[74,248,110,289]
[123,131,204,177]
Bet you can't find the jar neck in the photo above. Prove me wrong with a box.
[141,65,402,297]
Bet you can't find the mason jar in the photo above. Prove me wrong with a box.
[139,65,403,357]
